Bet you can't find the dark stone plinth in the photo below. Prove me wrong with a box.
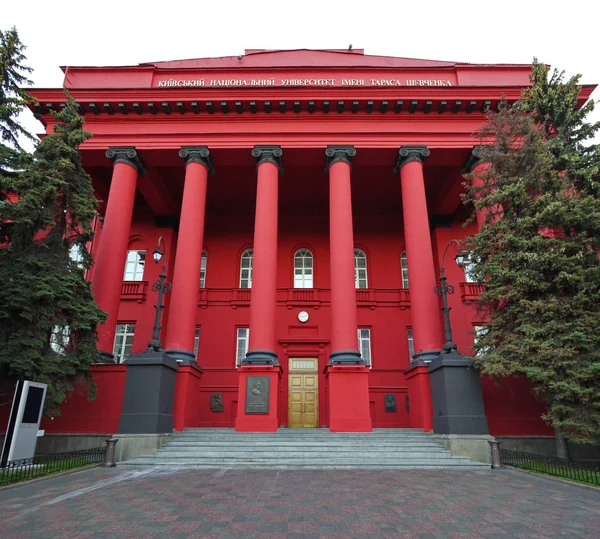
[117,349,179,434]
[328,350,365,365]
[428,353,489,435]
[165,348,196,364]
[241,349,280,366]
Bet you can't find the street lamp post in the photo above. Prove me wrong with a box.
[434,239,469,354]
[148,236,171,351]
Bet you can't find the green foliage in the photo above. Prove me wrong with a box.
[0,26,35,175]
[464,61,600,444]
[0,95,106,415]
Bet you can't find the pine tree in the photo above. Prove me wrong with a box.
[0,95,106,415]
[464,61,600,449]
[0,26,35,176]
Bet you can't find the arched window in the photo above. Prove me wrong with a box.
[400,251,409,288]
[294,249,313,288]
[200,251,207,288]
[239,249,253,288]
[354,249,368,289]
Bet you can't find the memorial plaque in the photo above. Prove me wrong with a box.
[245,376,269,414]
[384,393,397,412]
[210,392,224,412]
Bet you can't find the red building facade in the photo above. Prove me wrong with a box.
[25,49,593,438]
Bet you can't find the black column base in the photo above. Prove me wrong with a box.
[117,349,179,434]
[240,349,280,366]
[428,352,489,435]
[411,349,441,364]
[165,349,197,365]
[328,350,366,365]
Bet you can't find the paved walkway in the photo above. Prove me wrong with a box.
[0,466,599,537]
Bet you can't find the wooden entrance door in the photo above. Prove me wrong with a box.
[288,358,318,428]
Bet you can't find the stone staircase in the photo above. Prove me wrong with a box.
[121,428,488,470]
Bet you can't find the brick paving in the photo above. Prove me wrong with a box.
[0,466,599,537]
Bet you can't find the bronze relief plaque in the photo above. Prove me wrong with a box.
[245,376,270,414]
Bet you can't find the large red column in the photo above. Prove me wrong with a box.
[395,146,442,432]
[165,147,212,364]
[93,147,142,361]
[236,146,282,432]
[396,146,443,362]
[325,146,371,432]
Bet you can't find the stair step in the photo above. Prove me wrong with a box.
[120,428,484,470]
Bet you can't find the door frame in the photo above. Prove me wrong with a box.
[288,357,319,428]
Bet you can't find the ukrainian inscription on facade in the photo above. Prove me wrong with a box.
[155,77,453,88]
[245,376,270,414]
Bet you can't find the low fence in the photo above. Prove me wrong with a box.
[0,446,106,486]
[500,449,600,486]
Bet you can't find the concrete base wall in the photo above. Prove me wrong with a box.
[113,433,173,462]
[497,436,600,461]
[432,434,495,464]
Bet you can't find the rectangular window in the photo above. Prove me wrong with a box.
[124,250,146,281]
[69,243,84,270]
[50,325,70,355]
[357,328,371,366]
[463,253,479,283]
[236,327,249,365]
[473,325,491,357]
[407,328,414,360]
[114,323,135,363]
[199,252,207,288]
[194,327,201,360]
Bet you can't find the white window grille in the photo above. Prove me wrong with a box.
[357,328,371,366]
[463,253,479,283]
[240,249,253,288]
[407,328,414,360]
[50,325,70,355]
[354,249,368,289]
[114,323,135,363]
[69,243,84,270]
[194,327,201,360]
[124,250,146,281]
[200,251,207,288]
[473,325,491,356]
[401,251,409,288]
[236,327,249,365]
[294,248,313,288]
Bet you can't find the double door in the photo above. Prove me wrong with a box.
[288,358,318,428]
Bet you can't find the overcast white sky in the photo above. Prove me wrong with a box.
[5,0,600,142]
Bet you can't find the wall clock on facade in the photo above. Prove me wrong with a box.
[298,311,309,323]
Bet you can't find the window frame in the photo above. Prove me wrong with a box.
[293,248,314,289]
[354,248,368,289]
[194,326,201,360]
[236,327,249,366]
[407,327,414,360]
[400,250,409,289]
[357,327,372,366]
[473,324,491,357]
[123,250,146,282]
[113,323,136,363]
[200,251,207,288]
[239,249,253,289]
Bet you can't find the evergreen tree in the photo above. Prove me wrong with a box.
[464,62,600,449]
[0,95,106,414]
[0,26,35,176]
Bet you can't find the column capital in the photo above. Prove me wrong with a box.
[325,146,356,172]
[462,145,485,174]
[179,146,215,175]
[252,145,283,173]
[105,146,145,175]
[393,146,430,174]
